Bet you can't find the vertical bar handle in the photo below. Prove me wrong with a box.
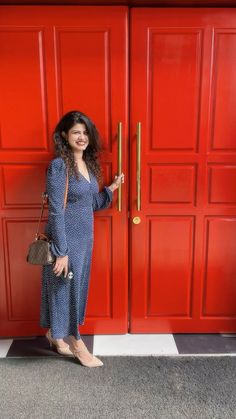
[117,122,122,212]
[136,122,141,211]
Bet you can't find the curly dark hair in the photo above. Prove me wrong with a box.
[53,110,103,183]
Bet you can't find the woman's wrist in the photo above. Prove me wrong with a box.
[108,173,124,192]
[107,183,116,193]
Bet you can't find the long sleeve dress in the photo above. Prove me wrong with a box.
[40,157,113,339]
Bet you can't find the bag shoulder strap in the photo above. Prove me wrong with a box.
[63,168,69,209]
[36,167,69,238]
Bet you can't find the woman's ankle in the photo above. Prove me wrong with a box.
[55,338,68,348]
[56,338,64,343]
[70,336,88,351]
[70,336,81,344]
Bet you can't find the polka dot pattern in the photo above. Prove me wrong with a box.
[40,157,113,339]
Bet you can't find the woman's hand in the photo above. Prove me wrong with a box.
[53,255,68,278]
[108,173,125,192]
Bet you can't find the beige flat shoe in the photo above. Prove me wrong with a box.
[72,349,103,367]
[45,329,73,356]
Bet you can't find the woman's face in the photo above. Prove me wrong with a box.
[64,123,89,152]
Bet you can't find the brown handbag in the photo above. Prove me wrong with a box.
[26,167,69,265]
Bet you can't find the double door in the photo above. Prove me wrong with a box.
[1,6,236,336]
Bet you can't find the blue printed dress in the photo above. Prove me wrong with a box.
[40,157,113,339]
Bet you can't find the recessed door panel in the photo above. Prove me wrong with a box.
[0,29,48,150]
[148,216,194,317]
[202,217,236,317]
[149,29,202,151]
[210,30,236,151]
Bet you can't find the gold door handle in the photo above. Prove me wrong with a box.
[117,122,122,212]
[136,122,141,211]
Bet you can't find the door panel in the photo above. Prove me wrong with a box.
[0,6,128,336]
[130,8,236,332]
[203,218,236,317]
[148,217,194,317]
[0,29,48,150]
[211,30,236,151]
[149,29,202,152]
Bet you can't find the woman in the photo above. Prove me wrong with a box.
[40,110,124,367]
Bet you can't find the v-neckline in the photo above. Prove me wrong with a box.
[79,169,91,184]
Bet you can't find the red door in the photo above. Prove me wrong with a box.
[1,6,236,337]
[130,8,236,333]
[0,6,128,336]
